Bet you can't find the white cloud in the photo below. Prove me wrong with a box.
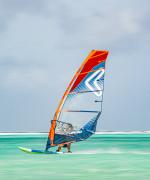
[3,67,49,90]
[0,0,150,131]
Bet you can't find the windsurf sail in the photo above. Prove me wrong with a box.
[46,50,109,150]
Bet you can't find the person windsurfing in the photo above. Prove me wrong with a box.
[18,50,109,155]
[45,50,109,154]
[56,123,73,153]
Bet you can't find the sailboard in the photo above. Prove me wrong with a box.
[18,147,63,154]
[19,50,109,154]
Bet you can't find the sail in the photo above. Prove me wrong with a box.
[46,50,109,150]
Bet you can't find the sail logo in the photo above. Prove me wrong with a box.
[85,69,104,96]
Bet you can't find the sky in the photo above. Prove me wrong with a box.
[0,0,150,132]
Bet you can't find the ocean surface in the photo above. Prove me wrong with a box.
[0,133,150,180]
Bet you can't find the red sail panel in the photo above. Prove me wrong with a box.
[70,51,108,93]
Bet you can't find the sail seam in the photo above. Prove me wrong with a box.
[59,110,100,113]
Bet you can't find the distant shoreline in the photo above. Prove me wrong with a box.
[0,131,150,135]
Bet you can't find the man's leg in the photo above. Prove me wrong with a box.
[67,143,72,153]
[56,146,62,152]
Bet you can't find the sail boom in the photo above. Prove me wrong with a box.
[69,89,103,95]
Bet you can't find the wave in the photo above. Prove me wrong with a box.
[96,131,150,134]
[1,131,150,136]
[0,132,47,136]
[66,148,150,155]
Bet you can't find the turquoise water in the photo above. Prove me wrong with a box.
[0,134,150,180]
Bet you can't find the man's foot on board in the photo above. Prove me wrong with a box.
[56,149,61,152]
[67,151,72,153]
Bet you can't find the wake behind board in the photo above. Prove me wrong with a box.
[18,147,64,154]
